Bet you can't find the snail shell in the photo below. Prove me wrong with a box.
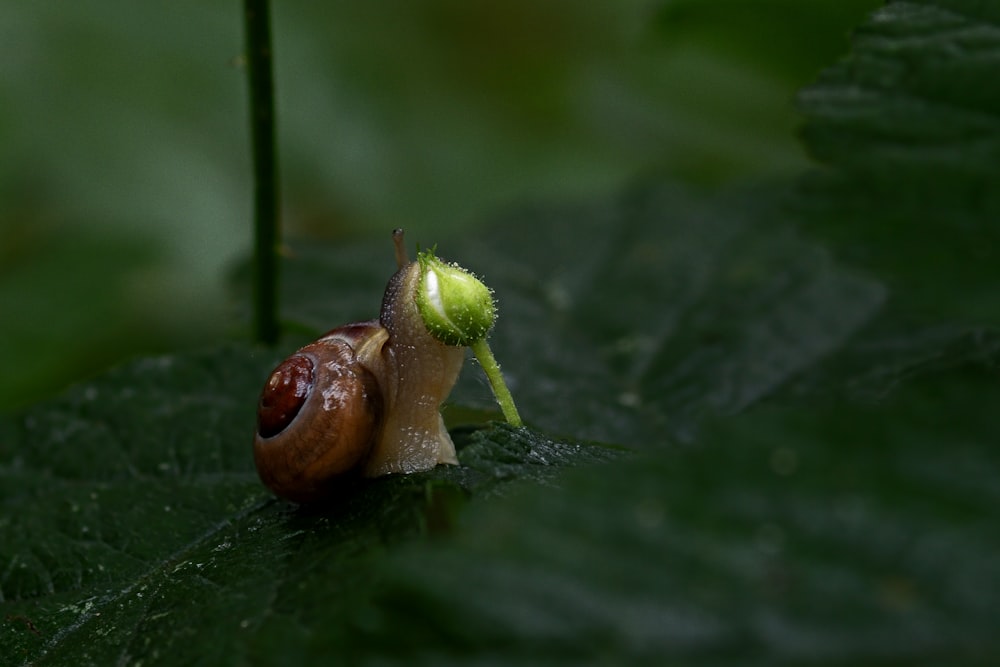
[253,321,387,503]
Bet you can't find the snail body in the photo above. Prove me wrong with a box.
[370,259,465,476]
[253,232,472,503]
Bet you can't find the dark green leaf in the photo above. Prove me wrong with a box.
[796,0,1000,324]
[1,180,889,665]
[343,349,1000,665]
[0,345,613,665]
[270,186,884,444]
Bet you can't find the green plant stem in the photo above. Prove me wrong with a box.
[243,0,280,345]
[470,338,523,427]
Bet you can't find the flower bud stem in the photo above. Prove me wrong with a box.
[470,338,522,427]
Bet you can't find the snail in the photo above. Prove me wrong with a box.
[253,229,521,503]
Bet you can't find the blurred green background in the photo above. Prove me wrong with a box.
[0,0,879,412]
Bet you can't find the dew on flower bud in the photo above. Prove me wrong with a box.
[415,250,496,347]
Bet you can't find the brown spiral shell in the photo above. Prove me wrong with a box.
[252,321,386,503]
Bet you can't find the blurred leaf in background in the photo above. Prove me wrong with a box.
[0,1,248,410]
[795,0,1000,325]
[0,0,877,411]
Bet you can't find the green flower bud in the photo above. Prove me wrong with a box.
[415,249,496,347]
